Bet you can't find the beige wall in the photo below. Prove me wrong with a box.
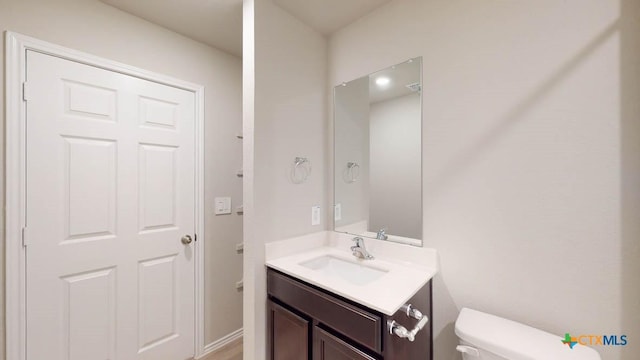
[0,0,243,355]
[330,0,640,359]
[242,0,328,358]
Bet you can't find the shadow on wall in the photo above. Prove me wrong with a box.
[431,13,634,360]
[432,275,463,360]
[434,322,458,360]
[433,322,462,360]
[427,20,619,199]
[620,0,640,359]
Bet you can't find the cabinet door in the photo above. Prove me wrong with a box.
[313,327,376,360]
[268,300,310,360]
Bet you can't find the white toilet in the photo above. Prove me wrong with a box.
[455,308,601,360]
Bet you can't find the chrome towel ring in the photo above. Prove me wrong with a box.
[291,157,311,184]
[345,161,360,183]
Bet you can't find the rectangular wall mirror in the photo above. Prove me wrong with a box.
[334,57,423,246]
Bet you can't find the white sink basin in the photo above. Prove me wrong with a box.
[299,255,388,286]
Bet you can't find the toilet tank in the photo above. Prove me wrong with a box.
[455,308,601,360]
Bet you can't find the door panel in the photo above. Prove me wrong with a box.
[25,50,196,360]
[139,96,179,129]
[139,144,178,231]
[138,254,179,351]
[63,79,117,121]
[63,136,117,241]
[63,267,117,360]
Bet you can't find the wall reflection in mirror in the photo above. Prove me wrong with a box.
[334,57,422,245]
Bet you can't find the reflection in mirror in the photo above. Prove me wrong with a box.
[334,57,422,245]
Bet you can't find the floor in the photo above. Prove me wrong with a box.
[199,338,243,360]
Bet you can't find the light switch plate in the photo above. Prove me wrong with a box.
[311,205,321,225]
[215,197,232,215]
[334,203,342,221]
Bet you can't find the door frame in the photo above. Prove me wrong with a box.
[5,31,207,360]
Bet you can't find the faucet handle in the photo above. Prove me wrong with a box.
[352,237,364,246]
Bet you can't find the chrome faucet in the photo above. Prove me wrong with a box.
[376,228,388,240]
[351,237,374,260]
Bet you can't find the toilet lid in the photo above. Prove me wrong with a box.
[455,308,601,360]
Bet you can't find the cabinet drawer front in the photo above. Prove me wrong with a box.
[268,270,382,353]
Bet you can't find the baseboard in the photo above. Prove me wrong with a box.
[199,328,243,358]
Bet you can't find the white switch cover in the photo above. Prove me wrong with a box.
[311,205,321,225]
[334,203,342,221]
[215,197,232,215]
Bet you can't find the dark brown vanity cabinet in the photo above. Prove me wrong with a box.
[267,268,432,360]
[268,301,310,359]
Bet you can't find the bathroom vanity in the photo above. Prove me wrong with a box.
[265,232,438,360]
[267,268,432,359]
[265,56,433,359]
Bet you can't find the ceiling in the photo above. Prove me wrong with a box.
[100,0,393,57]
[101,0,244,57]
[273,0,391,35]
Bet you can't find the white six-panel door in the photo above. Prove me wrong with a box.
[25,50,196,360]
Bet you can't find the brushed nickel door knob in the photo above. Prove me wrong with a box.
[181,235,193,245]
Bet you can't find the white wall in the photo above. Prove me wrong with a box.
[0,0,243,356]
[369,93,422,239]
[330,0,640,359]
[242,0,328,358]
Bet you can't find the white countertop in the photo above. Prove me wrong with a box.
[265,231,439,316]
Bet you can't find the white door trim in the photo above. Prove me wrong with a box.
[4,31,207,360]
